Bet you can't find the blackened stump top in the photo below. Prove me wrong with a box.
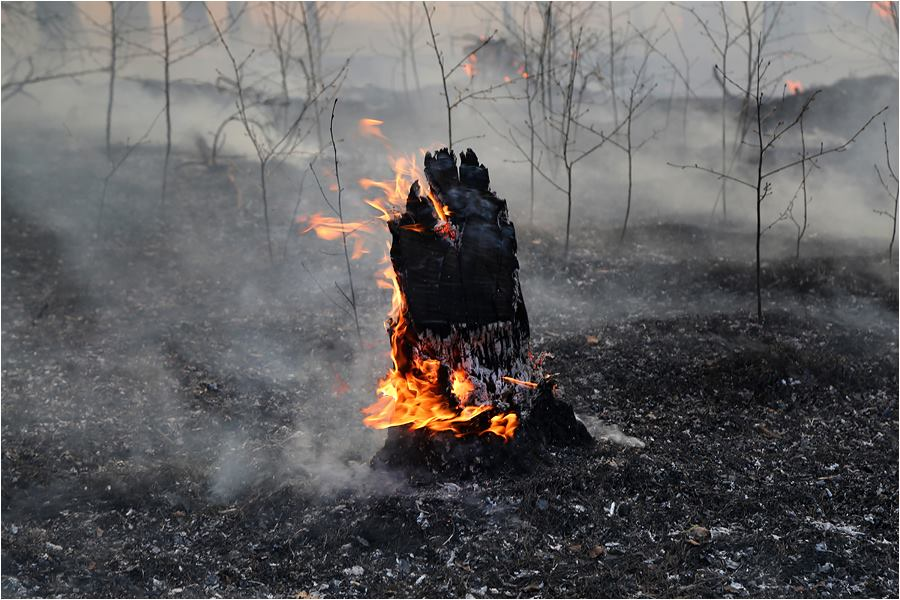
[389,148,528,337]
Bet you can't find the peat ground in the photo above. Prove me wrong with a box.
[2,136,898,598]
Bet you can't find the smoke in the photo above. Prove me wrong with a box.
[2,2,897,507]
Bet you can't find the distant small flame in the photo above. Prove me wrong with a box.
[359,118,387,141]
[785,79,803,95]
[463,54,478,79]
[872,1,896,21]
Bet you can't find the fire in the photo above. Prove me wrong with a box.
[298,214,373,240]
[451,369,475,404]
[299,118,522,442]
[463,54,478,79]
[363,257,519,441]
[359,118,387,141]
[360,153,520,441]
[361,153,454,233]
[502,376,538,389]
[785,79,803,95]
[351,236,368,260]
[872,1,896,21]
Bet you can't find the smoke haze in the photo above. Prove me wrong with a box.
[2,1,898,506]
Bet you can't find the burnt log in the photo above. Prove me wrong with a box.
[371,148,589,473]
[389,148,532,394]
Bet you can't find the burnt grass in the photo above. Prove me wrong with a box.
[2,141,899,598]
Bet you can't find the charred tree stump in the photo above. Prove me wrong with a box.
[371,149,590,475]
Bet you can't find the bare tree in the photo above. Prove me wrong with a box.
[763,110,817,259]
[603,38,658,242]
[73,3,244,203]
[683,3,737,221]
[422,1,509,151]
[152,4,245,203]
[874,121,899,262]
[824,1,898,74]
[2,62,109,103]
[787,112,813,259]
[209,7,349,265]
[161,2,172,203]
[98,106,165,231]
[661,9,694,138]
[671,42,887,320]
[283,2,347,150]
[384,2,424,98]
[105,1,117,160]
[317,99,361,336]
[500,24,624,259]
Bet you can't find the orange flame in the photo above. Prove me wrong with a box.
[785,79,803,95]
[300,127,522,442]
[361,153,453,230]
[361,160,520,441]
[463,54,478,79]
[451,369,475,404]
[502,376,538,389]
[362,265,519,441]
[351,236,368,260]
[359,118,387,141]
[298,214,373,240]
[873,1,896,21]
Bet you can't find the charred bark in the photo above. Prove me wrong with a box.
[373,149,590,474]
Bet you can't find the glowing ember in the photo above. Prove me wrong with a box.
[785,79,803,95]
[451,369,475,404]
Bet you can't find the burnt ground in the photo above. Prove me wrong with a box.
[2,131,899,598]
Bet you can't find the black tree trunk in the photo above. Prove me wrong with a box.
[372,149,590,474]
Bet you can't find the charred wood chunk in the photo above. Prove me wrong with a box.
[374,148,590,476]
[389,148,528,341]
[523,381,593,447]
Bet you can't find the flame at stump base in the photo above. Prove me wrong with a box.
[372,381,592,477]
[367,148,590,472]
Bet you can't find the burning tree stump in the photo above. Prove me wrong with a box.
[365,149,590,474]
